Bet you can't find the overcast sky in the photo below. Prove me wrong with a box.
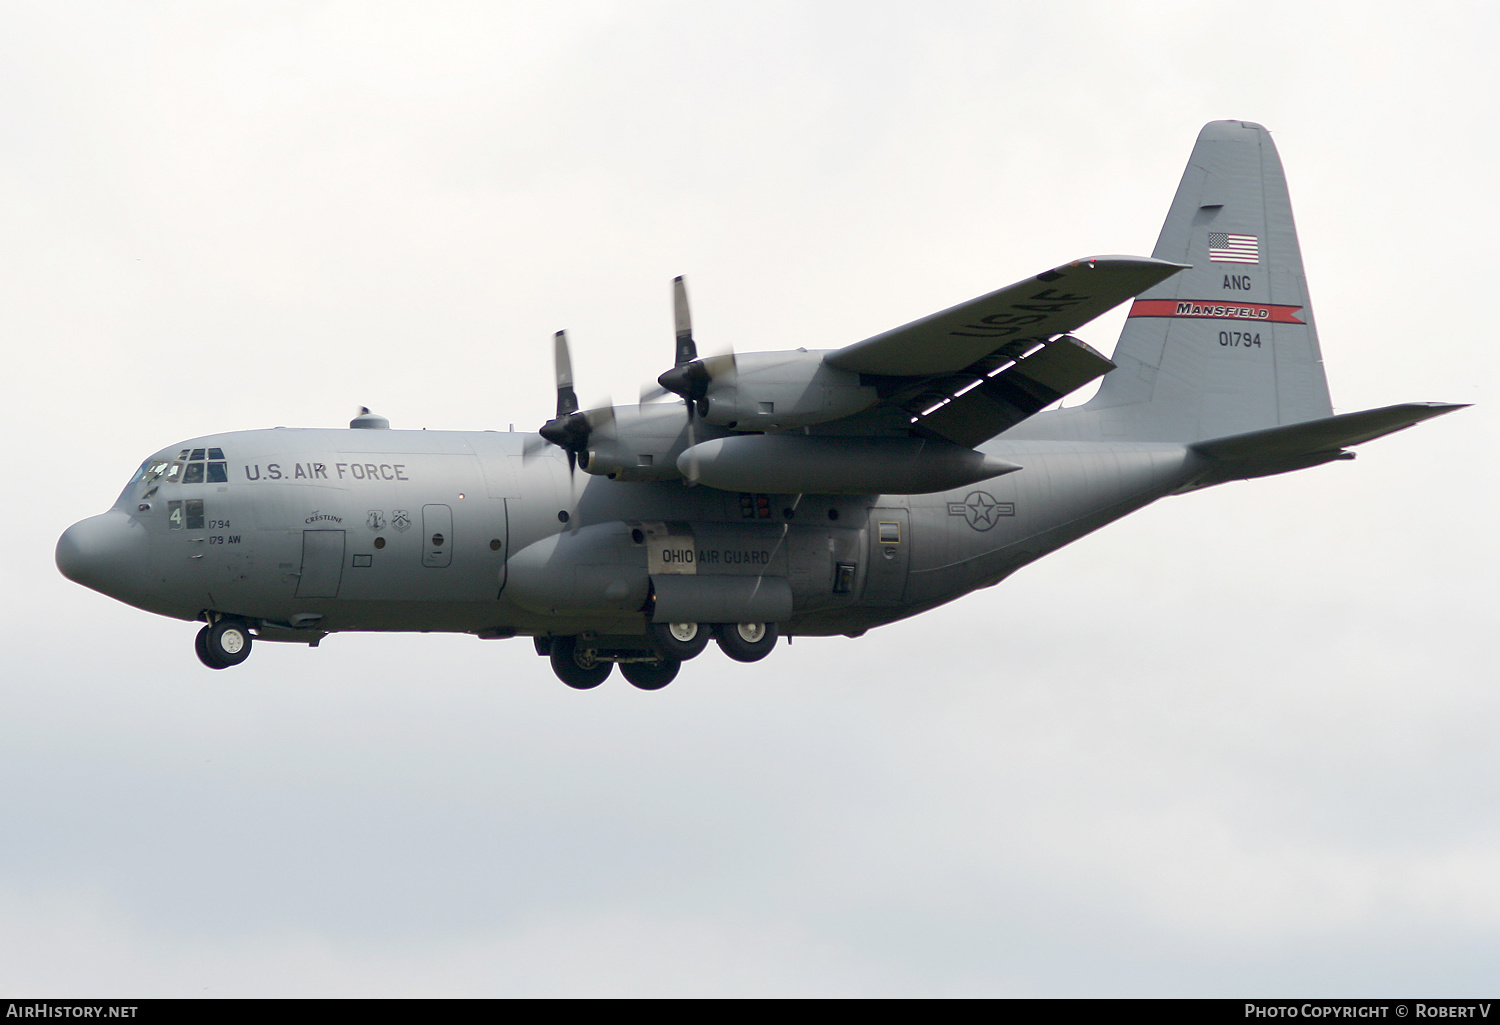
[2,1,1496,997]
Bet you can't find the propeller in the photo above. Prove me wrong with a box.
[535,330,608,477]
[656,275,734,421]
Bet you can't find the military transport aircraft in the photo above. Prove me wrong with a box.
[56,121,1462,690]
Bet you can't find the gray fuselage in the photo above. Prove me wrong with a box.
[59,419,1200,648]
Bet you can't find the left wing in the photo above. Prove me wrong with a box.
[825,256,1186,377]
[819,256,1186,446]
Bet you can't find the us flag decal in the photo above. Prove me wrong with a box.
[1209,232,1258,264]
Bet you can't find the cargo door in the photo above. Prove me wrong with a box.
[863,508,909,605]
[296,529,345,598]
[423,504,453,568]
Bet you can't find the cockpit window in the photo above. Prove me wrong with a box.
[135,449,230,489]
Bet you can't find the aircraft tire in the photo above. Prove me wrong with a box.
[194,626,228,670]
[648,621,710,661]
[620,658,680,691]
[207,618,253,667]
[550,636,612,690]
[714,622,778,663]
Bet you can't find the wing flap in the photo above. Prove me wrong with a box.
[824,256,1185,377]
[908,335,1116,447]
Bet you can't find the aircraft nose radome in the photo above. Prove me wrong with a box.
[56,512,149,599]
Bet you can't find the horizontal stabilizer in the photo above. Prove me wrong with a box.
[1186,402,1467,487]
[826,256,1186,377]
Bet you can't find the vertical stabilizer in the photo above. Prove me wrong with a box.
[1086,121,1333,441]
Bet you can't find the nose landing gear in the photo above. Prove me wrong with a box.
[194,616,253,669]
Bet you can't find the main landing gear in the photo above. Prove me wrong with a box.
[195,616,253,670]
[541,621,779,690]
[547,636,682,691]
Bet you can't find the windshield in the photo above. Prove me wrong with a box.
[118,446,230,508]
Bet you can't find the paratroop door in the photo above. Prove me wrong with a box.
[296,530,345,598]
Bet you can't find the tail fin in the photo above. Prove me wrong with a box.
[1086,120,1333,441]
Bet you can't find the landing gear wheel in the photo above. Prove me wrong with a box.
[195,626,227,670]
[206,618,253,667]
[620,658,681,691]
[648,621,710,661]
[714,622,778,663]
[550,636,612,690]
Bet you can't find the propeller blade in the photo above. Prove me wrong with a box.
[673,275,696,367]
[554,330,578,418]
[537,330,588,477]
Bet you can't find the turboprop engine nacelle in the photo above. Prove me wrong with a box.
[678,434,1022,495]
[687,350,880,431]
[580,403,698,483]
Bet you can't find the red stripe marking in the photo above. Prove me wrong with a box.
[1128,299,1305,324]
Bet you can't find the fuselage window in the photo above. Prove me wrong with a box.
[164,462,184,484]
[208,448,224,460]
[183,462,205,484]
[206,461,228,483]
[167,499,206,529]
[189,448,206,461]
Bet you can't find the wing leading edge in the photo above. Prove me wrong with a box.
[825,256,1186,378]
